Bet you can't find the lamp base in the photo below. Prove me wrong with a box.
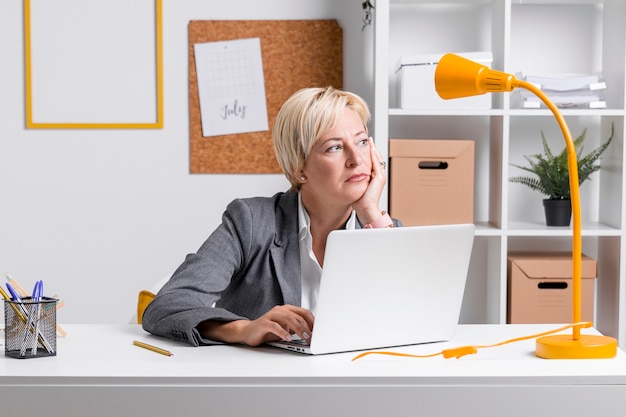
[536,334,617,359]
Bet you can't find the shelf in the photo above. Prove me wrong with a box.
[468,221,621,237]
[389,108,505,117]
[508,109,626,117]
[390,108,626,117]
[506,221,622,236]
[374,0,626,345]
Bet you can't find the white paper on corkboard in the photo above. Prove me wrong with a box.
[194,37,269,138]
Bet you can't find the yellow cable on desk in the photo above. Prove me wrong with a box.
[352,322,593,361]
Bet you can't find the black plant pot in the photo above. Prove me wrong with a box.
[543,199,572,226]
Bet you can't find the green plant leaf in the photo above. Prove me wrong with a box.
[509,122,614,200]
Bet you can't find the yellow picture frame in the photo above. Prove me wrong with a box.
[23,0,163,129]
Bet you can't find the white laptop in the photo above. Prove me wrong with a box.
[268,223,475,355]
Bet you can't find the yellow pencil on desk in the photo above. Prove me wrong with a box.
[133,340,173,357]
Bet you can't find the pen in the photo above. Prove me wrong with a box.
[29,280,43,354]
[22,281,40,355]
[5,273,28,297]
[133,340,173,357]
[35,280,43,300]
[4,284,28,322]
[6,283,23,301]
[0,286,26,321]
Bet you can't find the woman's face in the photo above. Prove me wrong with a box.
[300,108,372,209]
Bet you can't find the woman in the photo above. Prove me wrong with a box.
[142,87,402,347]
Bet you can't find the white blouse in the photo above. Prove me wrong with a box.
[297,192,356,315]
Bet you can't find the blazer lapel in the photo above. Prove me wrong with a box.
[270,191,301,306]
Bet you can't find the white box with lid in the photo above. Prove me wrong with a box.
[395,51,493,109]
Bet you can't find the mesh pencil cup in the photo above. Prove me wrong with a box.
[4,296,57,359]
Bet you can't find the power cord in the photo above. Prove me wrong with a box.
[352,322,593,361]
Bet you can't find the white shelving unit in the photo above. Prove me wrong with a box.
[373,0,626,345]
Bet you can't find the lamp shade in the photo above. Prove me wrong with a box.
[434,53,518,99]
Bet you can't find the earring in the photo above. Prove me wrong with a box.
[300,176,306,182]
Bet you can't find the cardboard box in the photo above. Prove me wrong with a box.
[389,139,474,226]
[395,51,493,109]
[507,252,597,324]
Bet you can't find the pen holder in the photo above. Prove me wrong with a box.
[4,296,58,359]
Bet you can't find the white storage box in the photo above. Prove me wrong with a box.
[396,51,493,109]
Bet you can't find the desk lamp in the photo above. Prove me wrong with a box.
[434,53,617,359]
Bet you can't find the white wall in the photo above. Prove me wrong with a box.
[0,0,372,323]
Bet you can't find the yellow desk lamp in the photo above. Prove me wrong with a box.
[434,53,617,359]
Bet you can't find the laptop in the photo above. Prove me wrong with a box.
[268,223,475,355]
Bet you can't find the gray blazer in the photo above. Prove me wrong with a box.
[142,190,401,346]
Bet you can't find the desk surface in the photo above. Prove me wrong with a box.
[2,324,626,417]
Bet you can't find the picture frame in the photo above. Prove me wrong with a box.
[23,0,163,129]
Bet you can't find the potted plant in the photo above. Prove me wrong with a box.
[509,122,614,226]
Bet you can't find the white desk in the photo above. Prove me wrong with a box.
[1,324,625,417]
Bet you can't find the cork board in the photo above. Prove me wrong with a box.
[189,20,343,174]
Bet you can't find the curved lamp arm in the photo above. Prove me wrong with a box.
[520,81,582,339]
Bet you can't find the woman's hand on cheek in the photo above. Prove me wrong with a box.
[353,138,387,224]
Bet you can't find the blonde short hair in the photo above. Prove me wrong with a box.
[273,86,370,190]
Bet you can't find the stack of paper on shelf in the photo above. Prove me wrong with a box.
[512,72,607,109]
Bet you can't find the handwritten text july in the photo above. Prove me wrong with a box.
[220,100,247,120]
